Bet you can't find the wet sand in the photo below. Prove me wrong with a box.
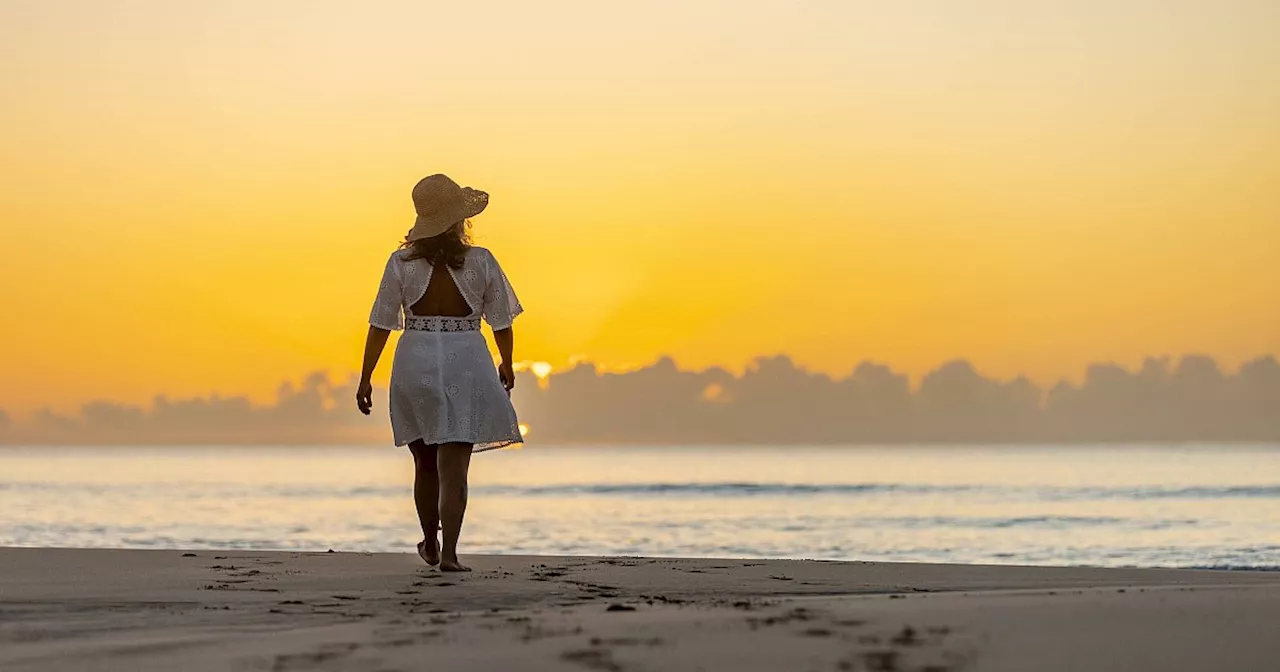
[2,547,1278,671]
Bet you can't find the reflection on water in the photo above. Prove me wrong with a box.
[2,445,1278,568]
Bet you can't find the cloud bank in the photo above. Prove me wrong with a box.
[1,355,1278,445]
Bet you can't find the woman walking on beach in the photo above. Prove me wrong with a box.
[356,174,524,572]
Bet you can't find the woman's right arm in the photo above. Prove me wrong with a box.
[356,326,391,415]
[360,253,404,415]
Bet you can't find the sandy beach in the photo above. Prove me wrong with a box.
[1,548,1278,671]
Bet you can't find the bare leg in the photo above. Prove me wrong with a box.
[409,441,440,566]
[437,442,473,572]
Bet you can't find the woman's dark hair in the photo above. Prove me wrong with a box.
[400,220,472,269]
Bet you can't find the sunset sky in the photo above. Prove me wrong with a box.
[2,0,1279,417]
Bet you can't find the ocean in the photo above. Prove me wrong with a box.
[2,444,1277,569]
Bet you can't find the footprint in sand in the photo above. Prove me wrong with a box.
[860,650,901,672]
[746,607,820,628]
[269,642,361,671]
[891,626,921,646]
[589,637,664,647]
[560,648,623,672]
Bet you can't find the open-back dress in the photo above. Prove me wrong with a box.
[368,246,523,451]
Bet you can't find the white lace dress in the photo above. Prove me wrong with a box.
[369,247,524,451]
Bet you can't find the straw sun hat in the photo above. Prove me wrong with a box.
[406,174,489,242]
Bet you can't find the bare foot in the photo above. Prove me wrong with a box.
[417,538,440,566]
[439,557,471,572]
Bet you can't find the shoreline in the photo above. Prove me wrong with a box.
[4,548,1280,671]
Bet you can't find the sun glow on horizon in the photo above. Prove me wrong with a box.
[514,361,555,390]
[530,362,553,380]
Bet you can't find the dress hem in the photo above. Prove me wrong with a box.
[394,435,524,453]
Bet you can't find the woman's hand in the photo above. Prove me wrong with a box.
[356,379,374,415]
[498,362,516,394]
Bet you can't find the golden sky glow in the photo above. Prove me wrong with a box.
[2,1,1279,415]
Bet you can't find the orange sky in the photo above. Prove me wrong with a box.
[2,1,1279,416]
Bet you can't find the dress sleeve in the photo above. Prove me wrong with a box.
[368,252,404,331]
[481,250,523,331]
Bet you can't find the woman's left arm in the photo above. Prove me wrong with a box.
[494,327,515,392]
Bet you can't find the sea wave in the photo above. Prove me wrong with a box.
[472,482,978,496]
[1067,485,1280,500]
[1187,565,1280,572]
[471,482,1280,501]
[4,480,1280,501]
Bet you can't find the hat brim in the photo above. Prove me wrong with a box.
[406,188,488,241]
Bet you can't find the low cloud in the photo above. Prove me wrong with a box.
[2,354,1278,445]
[1,373,388,445]
[516,354,1280,444]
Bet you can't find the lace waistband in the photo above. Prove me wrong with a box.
[405,316,481,332]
